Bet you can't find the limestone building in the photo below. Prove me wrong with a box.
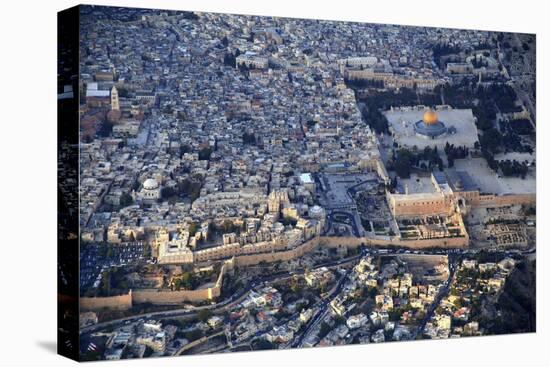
[139,178,161,203]
[387,191,451,218]
[110,85,120,111]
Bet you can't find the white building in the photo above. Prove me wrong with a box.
[299,173,316,192]
[139,178,161,203]
[265,325,294,343]
[346,313,369,329]
[112,120,140,138]
[236,53,269,69]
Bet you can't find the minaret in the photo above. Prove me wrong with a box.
[111,86,120,111]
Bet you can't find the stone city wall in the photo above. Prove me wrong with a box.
[233,237,321,267]
[81,229,470,311]
[321,235,468,249]
[132,260,227,305]
[470,193,535,208]
[79,261,230,310]
[319,236,365,248]
[80,291,133,311]
[132,287,218,305]
[370,235,468,249]
[232,233,467,268]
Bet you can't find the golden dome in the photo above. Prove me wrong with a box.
[423,110,438,125]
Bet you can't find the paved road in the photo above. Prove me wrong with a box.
[292,249,366,347]
[410,255,459,340]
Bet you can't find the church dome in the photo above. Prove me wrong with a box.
[143,178,159,190]
[454,179,464,191]
[423,110,439,125]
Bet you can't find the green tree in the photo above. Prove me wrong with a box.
[197,309,212,323]
[252,339,275,350]
[479,128,502,154]
[161,186,177,199]
[395,148,414,178]
[319,322,332,338]
[198,147,212,161]
[119,192,133,207]
[188,222,198,236]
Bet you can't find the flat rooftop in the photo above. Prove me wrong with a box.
[453,158,536,195]
[397,174,437,194]
[300,173,314,184]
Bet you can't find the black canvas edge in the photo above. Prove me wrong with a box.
[58,4,81,362]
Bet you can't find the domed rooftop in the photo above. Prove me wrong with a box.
[454,179,464,191]
[310,205,324,216]
[143,178,159,190]
[414,110,447,139]
[423,110,439,125]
